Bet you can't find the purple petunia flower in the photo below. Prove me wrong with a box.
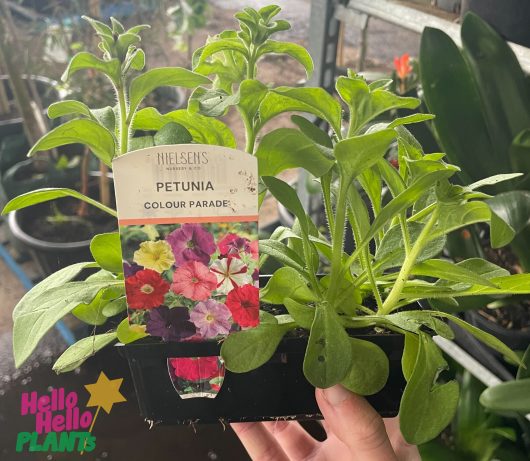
[166,224,216,266]
[189,299,232,339]
[146,306,196,342]
[123,261,143,277]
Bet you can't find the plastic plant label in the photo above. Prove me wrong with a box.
[113,144,259,398]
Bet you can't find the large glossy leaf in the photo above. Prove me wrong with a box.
[61,52,121,83]
[420,27,499,183]
[2,188,117,217]
[90,233,122,273]
[221,322,293,372]
[52,333,117,373]
[341,338,389,395]
[487,190,530,236]
[258,87,342,135]
[129,67,210,115]
[303,306,352,388]
[335,129,396,183]
[256,128,334,178]
[28,119,116,166]
[260,267,317,305]
[257,40,313,78]
[399,333,459,444]
[133,108,236,148]
[462,12,530,176]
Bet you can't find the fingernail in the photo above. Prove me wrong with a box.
[322,385,351,406]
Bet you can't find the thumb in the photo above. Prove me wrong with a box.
[316,385,398,461]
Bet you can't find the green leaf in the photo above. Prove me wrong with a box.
[487,190,530,239]
[47,100,93,120]
[195,38,249,66]
[259,87,342,135]
[90,233,122,273]
[2,188,117,217]
[383,311,454,340]
[257,40,313,78]
[188,87,240,117]
[13,273,121,367]
[221,322,292,372]
[376,222,446,270]
[28,119,116,166]
[128,67,210,116]
[238,79,269,123]
[153,122,192,145]
[133,108,236,148]
[402,333,419,382]
[291,115,333,148]
[480,378,530,413]
[431,312,522,366]
[61,52,121,84]
[335,129,396,183]
[102,297,127,317]
[468,173,523,190]
[387,113,436,128]
[72,279,120,326]
[341,338,389,395]
[260,267,317,305]
[262,176,310,236]
[258,239,307,275]
[53,333,117,374]
[399,333,459,444]
[283,298,316,329]
[130,136,154,151]
[303,306,352,388]
[116,318,147,344]
[129,48,145,71]
[412,259,498,287]
[256,128,334,178]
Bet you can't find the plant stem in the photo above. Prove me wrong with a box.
[117,84,129,155]
[321,171,335,237]
[239,107,256,154]
[380,205,440,314]
[327,181,349,305]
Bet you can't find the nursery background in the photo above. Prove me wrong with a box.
[1,0,529,460]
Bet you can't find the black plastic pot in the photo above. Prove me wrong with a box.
[119,332,405,425]
[465,310,530,352]
[7,208,92,277]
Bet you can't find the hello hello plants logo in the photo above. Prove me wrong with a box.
[16,372,126,454]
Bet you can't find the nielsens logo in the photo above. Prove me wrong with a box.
[16,372,126,454]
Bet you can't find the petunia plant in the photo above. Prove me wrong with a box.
[4,5,530,447]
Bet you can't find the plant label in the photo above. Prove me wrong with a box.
[113,144,259,398]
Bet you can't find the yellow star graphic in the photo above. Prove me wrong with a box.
[84,371,127,414]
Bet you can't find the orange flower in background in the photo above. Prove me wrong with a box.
[394,53,413,80]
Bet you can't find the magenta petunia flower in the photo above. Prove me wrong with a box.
[190,299,232,339]
[166,224,216,266]
[218,233,252,259]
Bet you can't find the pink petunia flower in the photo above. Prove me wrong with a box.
[171,261,217,301]
[190,299,232,338]
[218,233,252,259]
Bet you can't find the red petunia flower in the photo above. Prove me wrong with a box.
[171,260,217,301]
[169,356,223,381]
[125,269,170,309]
[225,284,259,328]
[394,53,413,80]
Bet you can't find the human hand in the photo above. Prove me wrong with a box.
[232,385,420,461]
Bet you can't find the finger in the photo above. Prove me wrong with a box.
[316,386,398,461]
[383,417,420,461]
[263,420,318,459]
[231,422,290,461]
